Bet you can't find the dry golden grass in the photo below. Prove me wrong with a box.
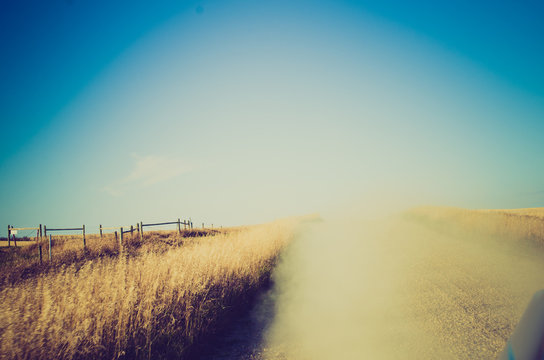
[0,228,224,287]
[406,206,544,244]
[0,240,34,247]
[0,219,298,359]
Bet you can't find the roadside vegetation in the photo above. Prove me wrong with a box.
[0,228,225,287]
[0,218,300,359]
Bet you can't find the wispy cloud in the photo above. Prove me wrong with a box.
[102,154,190,196]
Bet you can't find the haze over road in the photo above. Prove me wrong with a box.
[199,217,544,359]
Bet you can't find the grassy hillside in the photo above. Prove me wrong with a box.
[406,206,544,244]
[0,219,299,359]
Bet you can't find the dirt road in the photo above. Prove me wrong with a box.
[196,218,544,359]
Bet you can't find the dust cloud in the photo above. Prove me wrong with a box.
[261,214,544,359]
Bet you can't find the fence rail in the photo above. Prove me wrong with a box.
[43,225,86,248]
[101,225,133,230]
[46,228,84,231]
[99,224,140,238]
[139,218,193,241]
[10,227,39,231]
[121,228,135,234]
[141,221,181,227]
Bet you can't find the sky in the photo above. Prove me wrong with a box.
[1,0,543,232]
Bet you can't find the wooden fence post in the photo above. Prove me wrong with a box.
[137,223,140,232]
[39,245,43,265]
[120,227,123,249]
[7,225,10,247]
[39,224,42,238]
[178,218,181,234]
[100,224,103,238]
[48,234,52,261]
[82,225,86,248]
[115,231,118,242]
[130,225,134,238]
[140,222,143,241]
[44,225,47,238]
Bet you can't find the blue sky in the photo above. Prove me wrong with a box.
[1,0,543,231]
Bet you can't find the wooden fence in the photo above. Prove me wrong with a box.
[44,225,86,247]
[7,225,41,247]
[139,218,192,241]
[5,218,203,250]
[99,224,138,242]
[4,218,213,265]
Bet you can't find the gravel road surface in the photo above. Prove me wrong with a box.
[195,218,544,359]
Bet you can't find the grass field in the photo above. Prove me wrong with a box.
[0,240,34,247]
[0,218,300,359]
[0,228,230,287]
[406,206,544,245]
